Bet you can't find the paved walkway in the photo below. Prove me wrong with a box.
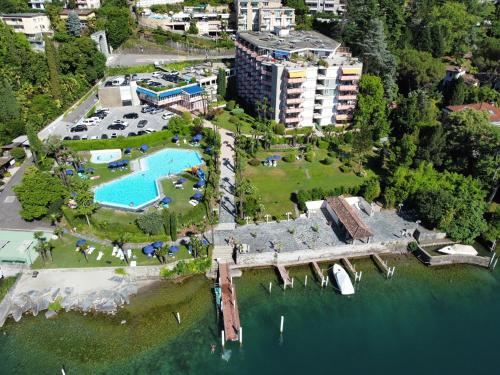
[0,159,51,231]
[107,53,235,67]
[204,120,236,230]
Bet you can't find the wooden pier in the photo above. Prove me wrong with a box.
[341,258,362,282]
[218,262,241,342]
[311,261,328,287]
[372,254,395,278]
[276,265,293,289]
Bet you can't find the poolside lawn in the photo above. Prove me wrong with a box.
[243,150,371,218]
[32,235,192,269]
[160,172,201,212]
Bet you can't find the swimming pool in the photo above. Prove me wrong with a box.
[94,148,203,209]
[90,149,122,164]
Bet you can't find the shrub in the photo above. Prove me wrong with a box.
[360,178,381,202]
[193,117,203,127]
[339,164,351,173]
[408,241,419,253]
[273,122,286,135]
[182,111,192,124]
[136,211,164,235]
[321,157,333,165]
[327,150,337,158]
[305,151,316,162]
[226,100,236,110]
[343,132,353,144]
[248,158,261,166]
[283,150,297,162]
[160,257,212,278]
[231,107,244,116]
[11,147,26,162]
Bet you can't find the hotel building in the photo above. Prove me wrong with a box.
[235,30,362,127]
[235,0,295,32]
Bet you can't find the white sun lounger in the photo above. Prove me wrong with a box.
[96,251,104,261]
[127,249,132,259]
[189,199,199,206]
[130,261,137,267]
[111,247,117,257]
[87,246,95,255]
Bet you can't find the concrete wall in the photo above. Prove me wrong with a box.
[415,230,447,243]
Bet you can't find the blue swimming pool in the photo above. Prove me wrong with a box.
[94,148,203,209]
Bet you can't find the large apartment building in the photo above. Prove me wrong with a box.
[235,30,362,128]
[305,0,346,14]
[28,0,101,10]
[0,13,52,51]
[235,0,295,32]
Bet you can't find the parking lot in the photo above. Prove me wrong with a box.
[52,105,171,140]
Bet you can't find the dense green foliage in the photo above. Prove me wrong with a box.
[97,0,133,49]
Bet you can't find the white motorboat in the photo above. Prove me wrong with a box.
[438,244,478,256]
[333,264,355,295]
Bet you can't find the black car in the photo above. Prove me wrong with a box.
[101,134,108,139]
[123,112,139,119]
[127,132,137,137]
[137,120,148,128]
[70,125,87,132]
[72,135,81,140]
[63,136,71,141]
[161,125,168,130]
[131,73,138,80]
[137,130,146,136]
[108,124,126,130]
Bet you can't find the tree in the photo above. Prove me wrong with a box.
[66,11,81,37]
[0,78,23,145]
[187,21,198,35]
[360,178,381,202]
[442,77,466,106]
[155,246,167,264]
[181,111,192,124]
[58,37,106,84]
[354,75,389,141]
[14,167,66,221]
[44,35,62,102]
[71,180,99,227]
[162,210,170,236]
[170,213,178,241]
[98,4,133,49]
[136,210,164,235]
[216,68,226,99]
[396,49,445,94]
[285,0,311,30]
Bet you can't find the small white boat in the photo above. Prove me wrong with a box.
[438,244,478,256]
[333,264,355,295]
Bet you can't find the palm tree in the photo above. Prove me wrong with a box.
[54,226,64,238]
[113,232,131,264]
[155,247,167,264]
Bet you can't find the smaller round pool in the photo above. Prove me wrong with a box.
[90,149,122,164]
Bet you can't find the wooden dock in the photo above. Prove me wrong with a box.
[341,258,362,282]
[276,265,293,288]
[372,254,395,278]
[218,262,241,342]
[311,262,328,287]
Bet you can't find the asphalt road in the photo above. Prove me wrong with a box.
[107,53,235,67]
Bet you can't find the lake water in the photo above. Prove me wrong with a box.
[1,256,499,374]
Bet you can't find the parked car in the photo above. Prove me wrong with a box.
[131,73,138,80]
[108,123,126,130]
[63,136,71,141]
[101,134,108,139]
[162,112,174,120]
[152,71,163,78]
[137,120,148,128]
[127,132,137,137]
[72,135,81,140]
[141,105,155,113]
[81,118,98,126]
[161,125,168,130]
[123,112,139,119]
[137,130,146,136]
[70,125,87,132]
[145,128,156,133]
[90,135,99,140]
[113,120,128,126]
[111,133,118,139]
[150,107,163,114]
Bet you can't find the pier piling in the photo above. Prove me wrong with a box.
[239,327,243,345]
[372,254,395,278]
[221,330,225,348]
[304,275,308,287]
[280,316,284,333]
[342,258,363,282]
[269,282,272,294]
[176,312,181,324]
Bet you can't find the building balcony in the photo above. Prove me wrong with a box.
[285,117,300,124]
[337,104,355,111]
[339,85,358,91]
[287,88,305,94]
[340,75,360,81]
[336,114,353,121]
[286,98,304,105]
[287,77,306,84]
[338,95,357,101]
[285,107,302,114]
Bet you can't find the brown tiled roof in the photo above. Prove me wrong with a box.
[445,102,500,123]
[326,196,373,239]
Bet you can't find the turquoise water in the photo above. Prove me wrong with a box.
[94,148,203,208]
[1,257,499,374]
[92,150,121,163]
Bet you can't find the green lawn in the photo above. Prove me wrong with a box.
[0,276,18,302]
[160,172,200,212]
[212,110,256,134]
[244,149,371,218]
[32,235,191,269]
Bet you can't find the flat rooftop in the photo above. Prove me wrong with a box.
[0,13,47,18]
[237,30,341,53]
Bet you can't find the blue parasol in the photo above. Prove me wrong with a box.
[169,245,179,253]
[76,239,86,247]
[143,245,155,255]
[161,197,172,204]
[152,241,164,249]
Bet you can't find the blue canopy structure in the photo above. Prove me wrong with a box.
[192,192,203,200]
[76,239,86,247]
[172,135,179,142]
[143,245,155,255]
[140,144,149,152]
[108,162,117,168]
[194,180,205,188]
[196,169,205,180]
[77,166,85,173]
[169,245,179,253]
[86,167,95,173]
[177,178,187,184]
[192,134,202,143]
[205,146,212,154]
[124,147,132,154]
[152,241,164,249]
[161,197,172,204]
[66,169,74,175]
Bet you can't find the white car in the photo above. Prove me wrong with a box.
[162,112,174,120]
[90,135,99,140]
[152,71,163,78]
[81,118,98,126]
[88,116,102,123]
[145,128,157,133]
